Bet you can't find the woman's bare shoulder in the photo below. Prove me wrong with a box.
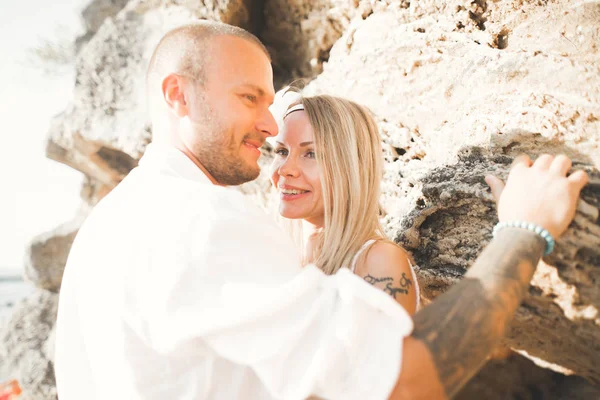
[355,240,417,314]
[361,241,412,276]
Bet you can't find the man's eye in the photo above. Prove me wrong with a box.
[244,94,258,103]
[274,148,288,156]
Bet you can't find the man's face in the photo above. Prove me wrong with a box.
[182,36,277,185]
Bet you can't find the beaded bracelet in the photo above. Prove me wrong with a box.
[492,220,555,256]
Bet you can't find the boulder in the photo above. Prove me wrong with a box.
[260,0,359,86]
[395,146,600,384]
[0,290,58,400]
[23,213,87,292]
[304,1,600,170]
[75,0,130,51]
[458,350,600,400]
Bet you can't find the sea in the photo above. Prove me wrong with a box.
[0,272,35,328]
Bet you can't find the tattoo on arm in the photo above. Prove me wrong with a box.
[411,229,545,398]
[364,275,393,285]
[364,273,413,299]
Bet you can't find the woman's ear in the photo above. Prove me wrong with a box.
[162,74,188,118]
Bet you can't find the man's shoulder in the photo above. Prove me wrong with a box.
[80,168,278,246]
[183,182,270,222]
[113,167,265,216]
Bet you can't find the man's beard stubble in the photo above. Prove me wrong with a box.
[195,129,261,186]
[187,92,262,186]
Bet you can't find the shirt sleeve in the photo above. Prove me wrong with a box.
[134,188,414,400]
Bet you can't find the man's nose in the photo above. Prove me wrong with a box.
[257,108,279,138]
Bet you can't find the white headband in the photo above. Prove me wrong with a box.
[284,104,305,118]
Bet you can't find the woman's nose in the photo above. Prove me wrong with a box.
[279,156,300,178]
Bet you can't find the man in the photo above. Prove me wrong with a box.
[55,21,589,399]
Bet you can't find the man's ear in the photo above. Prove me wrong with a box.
[162,74,188,118]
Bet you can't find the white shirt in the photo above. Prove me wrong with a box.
[55,143,413,400]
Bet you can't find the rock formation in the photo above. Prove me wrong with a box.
[23,214,87,293]
[0,291,58,400]
[2,0,599,398]
[458,350,600,400]
[395,146,600,384]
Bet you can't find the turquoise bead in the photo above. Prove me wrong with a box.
[492,220,555,256]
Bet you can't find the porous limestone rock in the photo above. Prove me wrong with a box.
[261,0,418,87]
[23,213,87,292]
[261,0,357,86]
[394,146,600,384]
[0,290,58,400]
[305,1,600,171]
[76,0,130,50]
[458,350,600,400]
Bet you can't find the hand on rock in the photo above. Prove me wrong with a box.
[485,154,588,239]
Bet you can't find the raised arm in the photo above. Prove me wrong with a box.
[390,154,589,399]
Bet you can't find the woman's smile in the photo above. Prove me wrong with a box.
[279,184,311,200]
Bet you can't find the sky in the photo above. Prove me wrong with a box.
[0,0,89,273]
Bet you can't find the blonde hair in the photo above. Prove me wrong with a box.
[283,94,388,275]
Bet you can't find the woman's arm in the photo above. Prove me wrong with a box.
[355,242,418,315]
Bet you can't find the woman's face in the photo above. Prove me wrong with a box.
[270,110,325,227]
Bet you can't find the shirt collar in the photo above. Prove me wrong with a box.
[138,143,212,184]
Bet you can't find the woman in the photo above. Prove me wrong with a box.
[270,94,419,314]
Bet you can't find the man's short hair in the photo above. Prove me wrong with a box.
[146,21,269,90]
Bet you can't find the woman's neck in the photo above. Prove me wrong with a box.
[302,220,323,266]
[302,219,323,236]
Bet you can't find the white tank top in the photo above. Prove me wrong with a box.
[349,239,421,310]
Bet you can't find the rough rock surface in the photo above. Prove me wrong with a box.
[305,0,600,174]
[0,290,58,400]
[260,0,356,86]
[458,350,600,400]
[76,0,130,51]
[23,213,87,292]
[82,0,131,33]
[261,0,416,87]
[395,146,600,384]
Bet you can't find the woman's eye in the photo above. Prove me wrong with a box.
[305,151,316,159]
[274,148,288,156]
